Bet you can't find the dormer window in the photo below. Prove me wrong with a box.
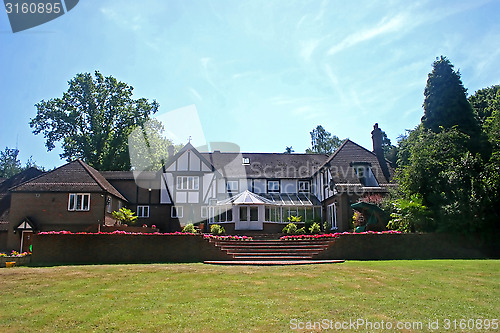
[350,162,379,187]
[267,180,280,193]
[242,157,250,165]
[226,180,239,192]
[298,181,310,192]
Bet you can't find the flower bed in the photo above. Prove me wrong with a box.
[0,251,31,267]
[280,230,402,240]
[203,235,253,241]
[38,231,253,240]
[38,230,199,236]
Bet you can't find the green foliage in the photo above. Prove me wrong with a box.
[469,85,500,125]
[287,215,302,223]
[387,194,433,232]
[284,146,294,154]
[296,227,306,235]
[305,125,345,154]
[422,56,480,138]
[0,147,43,178]
[210,224,225,235]
[112,208,138,225]
[309,222,321,234]
[181,223,197,234]
[0,147,21,178]
[282,223,298,235]
[30,71,159,171]
[381,131,398,167]
[128,119,179,171]
[393,60,500,234]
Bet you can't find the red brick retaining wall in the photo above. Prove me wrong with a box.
[31,234,231,264]
[31,232,498,265]
[314,233,498,260]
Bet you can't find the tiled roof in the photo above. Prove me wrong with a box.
[200,152,329,179]
[320,140,394,184]
[11,160,127,201]
[0,168,45,200]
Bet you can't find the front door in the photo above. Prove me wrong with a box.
[21,231,33,253]
[236,206,263,230]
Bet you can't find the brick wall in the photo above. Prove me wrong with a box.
[31,234,231,264]
[30,232,498,264]
[314,233,499,260]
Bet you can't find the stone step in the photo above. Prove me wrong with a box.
[213,240,334,246]
[218,244,329,250]
[224,248,323,254]
[209,238,334,262]
[233,255,314,260]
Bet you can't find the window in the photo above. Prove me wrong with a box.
[171,206,183,218]
[106,196,112,213]
[298,181,310,192]
[267,180,280,193]
[201,206,208,219]
[137,205,150,218]
[176,176,199,190]
[239,206,248,221]
[214,207,233,222]
[351,163,379,187]
[242,157,250,165]
[226,180,238,192]
[68,193,90,211]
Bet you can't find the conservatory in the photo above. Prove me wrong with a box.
[208,190,322,230]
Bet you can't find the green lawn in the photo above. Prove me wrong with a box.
[0,260,498,332]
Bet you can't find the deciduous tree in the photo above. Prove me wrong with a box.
[305,125,344,154]
[30,71,159,170]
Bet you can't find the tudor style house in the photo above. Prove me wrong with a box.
[3,124,395,251]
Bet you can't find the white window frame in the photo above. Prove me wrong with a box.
[298,180,310,192]
[201,206,208,219]
[267,180,280,193]
[328,203,338,230]
[68,193,91,211]
[137,205,150,218]
[176,176,199,190]
[226,180,239,192]
[171,206,183,218]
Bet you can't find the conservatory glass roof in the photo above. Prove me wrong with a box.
[217,190,320,206]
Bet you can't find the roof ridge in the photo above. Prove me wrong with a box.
[76,159,109,192]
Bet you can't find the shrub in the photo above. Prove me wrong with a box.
[309,222,321,234]
[296,227,306,235]
[210,224,225,235]
[282,223,297,234]
[287,215,302,223]
[181,223,198,234]
[112,207,138,225]
[387,194,433,232]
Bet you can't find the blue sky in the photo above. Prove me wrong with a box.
[1,0,499,169]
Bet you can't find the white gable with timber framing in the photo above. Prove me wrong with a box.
[161,143,219,205]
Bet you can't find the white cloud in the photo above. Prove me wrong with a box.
[188,88,202,101]
[327,13,407,56]
[299,39,321,62]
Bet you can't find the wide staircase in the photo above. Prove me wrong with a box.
[205,238,343,265]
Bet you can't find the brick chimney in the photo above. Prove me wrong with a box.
[371,123,391,182]
[371,123,383,155]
